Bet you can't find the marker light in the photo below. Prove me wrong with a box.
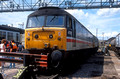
[49,34,53,39]
[35,34,39,39]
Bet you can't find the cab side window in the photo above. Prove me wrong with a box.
[73,20,76,38]
[67,17,72,29]
[69,18,72,29]
[67,16,72,37]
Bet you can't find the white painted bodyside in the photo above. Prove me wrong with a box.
[66,37,94,51]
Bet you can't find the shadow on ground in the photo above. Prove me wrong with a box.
[60,51,104,78]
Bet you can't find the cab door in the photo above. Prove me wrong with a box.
[67,16,72,37]
[66,16,76,50]
[72,19,76,47]
[66,16,73,50]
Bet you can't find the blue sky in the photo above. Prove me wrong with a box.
[0,8,120,40]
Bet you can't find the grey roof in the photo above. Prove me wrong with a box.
[28,7,71,17]
[105,37,115,42]
[0,25,24,34]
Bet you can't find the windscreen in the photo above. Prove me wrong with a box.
[46,16,64,27]
[27,15,64,28]
[27,16,45,28]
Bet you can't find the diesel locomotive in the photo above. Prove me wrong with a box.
[110,34,120,55]
[25,7,99,69]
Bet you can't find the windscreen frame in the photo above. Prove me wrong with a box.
[26,15,66,28]
[26,15,46,28]
[45,15,65,27]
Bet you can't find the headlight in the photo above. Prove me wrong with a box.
[45,44,48,47]
[49,34,53,39]
[58,37,61,41]
[44,43,49,48]
[35,34,39,39]
[27,38,30,41]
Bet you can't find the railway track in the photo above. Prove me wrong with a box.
[110,46,120,59]
[114,52,120,59]
[13,66,62,79]
[1,65,61,79]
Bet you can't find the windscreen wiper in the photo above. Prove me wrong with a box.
[50,16,56,22]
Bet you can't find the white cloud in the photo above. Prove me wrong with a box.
[97,8,120,17]
[66,10,88,20]
[98,31,118,39]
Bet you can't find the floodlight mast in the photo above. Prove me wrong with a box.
[0,0,119,12]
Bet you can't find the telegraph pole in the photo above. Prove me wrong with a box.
[102,32,104,46]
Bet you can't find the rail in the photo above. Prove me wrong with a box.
[0,52,48,67]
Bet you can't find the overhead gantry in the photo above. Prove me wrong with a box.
[0,0,120,12]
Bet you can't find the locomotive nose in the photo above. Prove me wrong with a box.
[26,28,66,51]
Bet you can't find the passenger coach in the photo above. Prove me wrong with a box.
[0,25,24,43]
[25,7,99,69]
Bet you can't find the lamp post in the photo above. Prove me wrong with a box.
[102,32,104,46]
[18,22,24,28]
[96,28,98,38]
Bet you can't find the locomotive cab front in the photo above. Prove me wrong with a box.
[25,11,67,68]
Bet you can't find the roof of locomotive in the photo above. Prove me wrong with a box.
[28,7,71,17]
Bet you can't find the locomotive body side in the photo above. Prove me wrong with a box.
[66,15,98,52]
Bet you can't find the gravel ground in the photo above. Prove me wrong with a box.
[63,51,120,79]
[0,63,23,79]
